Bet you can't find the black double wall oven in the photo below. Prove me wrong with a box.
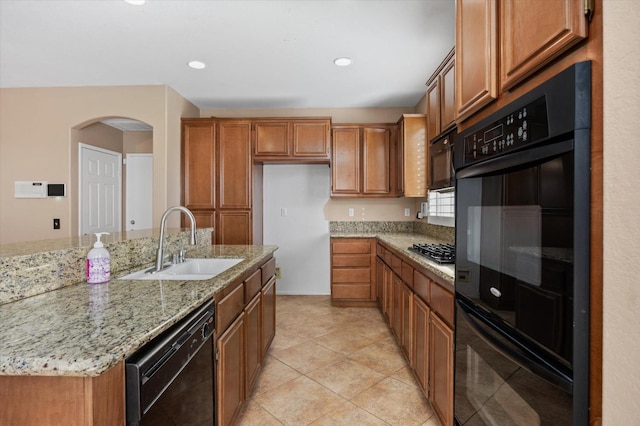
[454,62,591,425]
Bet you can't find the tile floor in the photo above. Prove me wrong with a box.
[235,295,442,426]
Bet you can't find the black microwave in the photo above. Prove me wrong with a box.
[429,129,455,190]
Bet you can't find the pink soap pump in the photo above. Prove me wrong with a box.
[87,232,110,284]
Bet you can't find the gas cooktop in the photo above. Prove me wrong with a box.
[408,243,455,264]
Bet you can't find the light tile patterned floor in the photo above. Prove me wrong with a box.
[235,295,442,426]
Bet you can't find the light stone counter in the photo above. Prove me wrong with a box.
[0,243,277,377]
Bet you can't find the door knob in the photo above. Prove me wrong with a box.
[130,220,135,225]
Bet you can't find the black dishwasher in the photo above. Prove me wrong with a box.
[125,300,215,425]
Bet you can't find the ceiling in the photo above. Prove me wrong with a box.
[0,0,455,110]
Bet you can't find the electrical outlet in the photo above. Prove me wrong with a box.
[281,208,288,217]
[348,208,354,217]
[404,208,411,217]
[275,266,282,279]
[53,218,60,229]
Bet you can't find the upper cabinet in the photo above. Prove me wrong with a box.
[253,118,331,163]
[331,124,399,198]
[398,114,428,197]
[500,0,588,91]
[426,48,456,143]
[455,0,589,121]
[455,0,498,122]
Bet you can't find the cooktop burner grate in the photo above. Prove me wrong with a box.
[408,243,455,264]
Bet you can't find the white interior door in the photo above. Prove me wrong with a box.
[79,144,122,236]
[125,154,153,231]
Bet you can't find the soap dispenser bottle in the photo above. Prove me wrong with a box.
[87,232,110,284]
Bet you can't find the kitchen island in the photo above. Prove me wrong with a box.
[0,229,277,425]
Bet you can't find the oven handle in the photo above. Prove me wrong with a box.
[456,296,573,394]
[456,139,573,179]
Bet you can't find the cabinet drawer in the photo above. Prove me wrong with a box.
[216,283,245,333]
[430,280,454,327]
[332,268,371,283]
[414,270,429,304]
[332,254,371,267]
[261,257,276,285]
[332,284,371,300]
[244,269,262,303]
[332,240,372,254]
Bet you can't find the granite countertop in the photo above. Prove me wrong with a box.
[331,232,455,286]
[0,244,277,377]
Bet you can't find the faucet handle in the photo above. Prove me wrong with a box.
[179,247,186,263]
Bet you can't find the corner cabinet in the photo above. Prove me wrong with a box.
[253,118,331,163]
[215,256,277,426]
[330,238,376,306]
[331,124,399,197]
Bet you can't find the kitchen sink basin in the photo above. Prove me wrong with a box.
[118,258,243,281]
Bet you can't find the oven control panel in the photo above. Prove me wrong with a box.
[463,96,549,164]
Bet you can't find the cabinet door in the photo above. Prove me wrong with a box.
[292,120,330,158]
[331,127,361,195]
[261,276,276,358]
[244,293,261,397]
[383,263,393,324]
[218,120,252,209]
[500,0,588,91]
[216,210,252,245]
[216,314,245,426]
[391,273,403,342]
[413,295,430,395]
[455,0,498,121]
[440,56,456,133]
[362,127,391,195]
[429,312,454,426]
[401,281,413,361]
[253,121,289,157]
[182,119,215,210]
[426,79,440,143]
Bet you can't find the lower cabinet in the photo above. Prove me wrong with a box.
[429,312,454,426]
[330,237,376,306]
[376,243,454,426]
[215,256,277,426]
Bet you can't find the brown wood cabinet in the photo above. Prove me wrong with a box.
[426,48,456,143]
[429,311,454,426]
[253,118,331,162]
[331,124,399,197]
[500,0,588,91]
[455,0,498,122]
[455,0,589,121]
[376,242,454,426]
[0,361,125,425]
[182,119,216,228]
[216,312,245,426]
[397,114,428,197]
[330,238,376,305]
[215,256,277,426]
[182,118,258,244]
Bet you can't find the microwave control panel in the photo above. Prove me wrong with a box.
[463,96,549,164]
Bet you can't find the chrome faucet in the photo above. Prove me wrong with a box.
[154,206,197,272]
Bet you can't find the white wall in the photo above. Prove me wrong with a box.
[602,1,640,423]
[263,165,331,295]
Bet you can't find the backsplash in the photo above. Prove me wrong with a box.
[0,228,213,305]
[329,221,454,244]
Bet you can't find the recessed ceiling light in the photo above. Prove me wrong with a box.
[123,0,146,5]
[333,57,352,67]
[188,61,206,70]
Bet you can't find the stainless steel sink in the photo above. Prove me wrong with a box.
[118,258,243,281]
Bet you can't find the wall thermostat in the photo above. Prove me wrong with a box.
[14,181,47,198]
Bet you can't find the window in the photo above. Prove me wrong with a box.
[427,189,455,227]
